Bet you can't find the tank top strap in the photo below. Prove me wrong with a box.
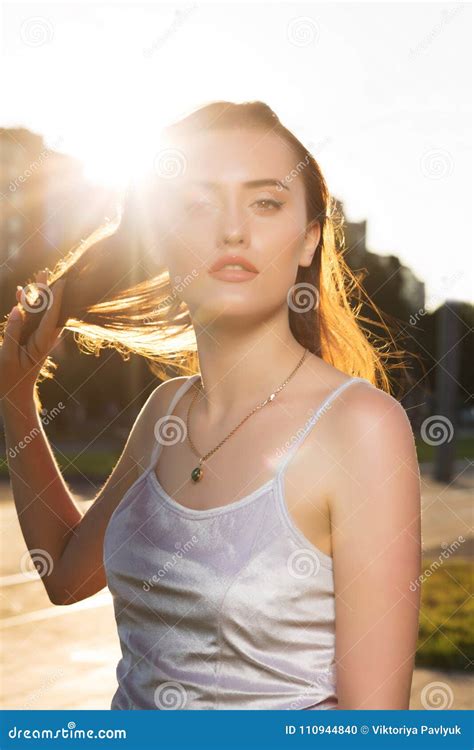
[275,376,373,478]
[146,374,201,472]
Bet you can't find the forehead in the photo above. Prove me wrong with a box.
[167,128,302,188]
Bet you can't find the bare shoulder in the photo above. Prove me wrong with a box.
[335,379,415,451]
[144,374,193,411]
[128,375,195,467]
[303,354,413,445]
[326,378,420,514]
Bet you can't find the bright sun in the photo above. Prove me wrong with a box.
[79,126,165,189]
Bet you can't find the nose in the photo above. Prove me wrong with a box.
[218,197,249,248]
[223,231,244,246]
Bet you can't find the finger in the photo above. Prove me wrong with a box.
[25,327,43,363]
[21,343,40,368]
[2,305,24,360]
[32,278,67,352]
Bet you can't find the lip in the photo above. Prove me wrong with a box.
[209,268,258,282]
[209,254,259,273]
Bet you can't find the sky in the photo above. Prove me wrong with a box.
[2,1,472,308]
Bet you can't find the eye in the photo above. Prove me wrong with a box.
[252,199,285,212]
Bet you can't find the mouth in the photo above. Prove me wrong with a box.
[208,254,259,282]
[208,267,258,282]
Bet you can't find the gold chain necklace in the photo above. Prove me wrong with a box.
[185,348,309,483]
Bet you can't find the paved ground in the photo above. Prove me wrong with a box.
[1,461,472,710]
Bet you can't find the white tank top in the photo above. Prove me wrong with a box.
[104,374,372,710]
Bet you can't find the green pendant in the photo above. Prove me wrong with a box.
[191,466,203,482]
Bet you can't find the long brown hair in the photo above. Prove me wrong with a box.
[3,101,409,391]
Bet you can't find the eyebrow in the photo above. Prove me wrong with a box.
[186,179,290,192]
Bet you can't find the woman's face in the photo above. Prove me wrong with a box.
[153,128,320,325]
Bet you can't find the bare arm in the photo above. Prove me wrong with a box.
[4,379,182,605]
[30,400,150,605]
[3,394,81,596]
[48,375,187,604]
[0,270,180,605]
[329,385,422,709]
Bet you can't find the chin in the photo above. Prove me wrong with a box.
[192,298,261,326]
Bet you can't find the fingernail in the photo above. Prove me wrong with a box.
[9,305,21,320]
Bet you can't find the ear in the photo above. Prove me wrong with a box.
[298,221,321,268]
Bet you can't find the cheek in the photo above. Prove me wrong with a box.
[255,217,305,279]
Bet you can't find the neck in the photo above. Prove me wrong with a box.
[191,310,308,425]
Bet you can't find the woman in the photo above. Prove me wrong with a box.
[0,101,421,710]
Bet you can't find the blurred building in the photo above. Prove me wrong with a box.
[0,127,117,308]
[339,200,425,317]
[0,128,47,286]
